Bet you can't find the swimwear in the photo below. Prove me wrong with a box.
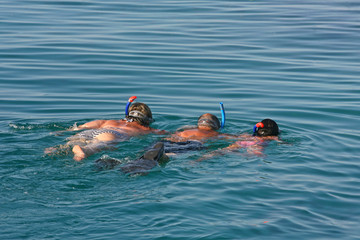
[67,128,128,144]
[161,140,204,153]
[77,129,125,140]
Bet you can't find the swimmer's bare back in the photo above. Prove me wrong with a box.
[166,128,220,142]
[78,119,155,136]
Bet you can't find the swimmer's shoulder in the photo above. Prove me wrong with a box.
[80,119,126,129]
[101,119,128,128]
[80,119,107,129]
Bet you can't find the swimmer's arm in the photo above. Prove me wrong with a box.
[50,122,83,135]
[61,120,104,132]
[50,120,105,136]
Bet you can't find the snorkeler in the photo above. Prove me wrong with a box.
[162,113,234,154]
[167,113,221,141]
[45,97,166,161]
[196,118,280,161]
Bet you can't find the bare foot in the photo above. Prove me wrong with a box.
[72,145,86,161]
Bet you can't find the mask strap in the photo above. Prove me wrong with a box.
[128,110,154,123]
[198,118,218,130]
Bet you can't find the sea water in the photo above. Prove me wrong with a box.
[1,0,359,239]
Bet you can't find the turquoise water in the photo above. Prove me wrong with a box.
[1,0,360,239]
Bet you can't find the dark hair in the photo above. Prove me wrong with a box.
[127,102,153,127]
[257,119,279,136]
[197,113,220,130]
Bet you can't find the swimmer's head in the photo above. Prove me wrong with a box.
[127,102,154,127]
[197,113,220,130]
[254,118,279,136]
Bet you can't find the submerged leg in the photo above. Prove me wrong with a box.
[72,145,87,161]
[44,144,72,156]
[71,132,123,161]
[72,141,116,161]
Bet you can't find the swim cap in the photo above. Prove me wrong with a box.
[197,113,220,130]
[127,102,154,126]
[254,118,279,136]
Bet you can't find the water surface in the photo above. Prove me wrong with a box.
[1,0,360,239]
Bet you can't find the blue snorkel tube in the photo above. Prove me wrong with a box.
[253,125,258,134]
[125,96,137,116]
[220,102,225,129]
